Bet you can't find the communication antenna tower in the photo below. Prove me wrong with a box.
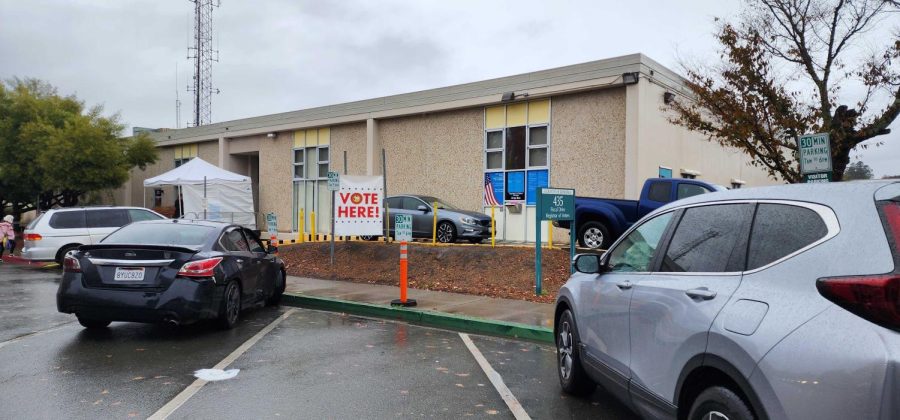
[175,62,182,129]
[187,0,220,127]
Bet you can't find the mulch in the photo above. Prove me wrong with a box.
[278,241,579,304]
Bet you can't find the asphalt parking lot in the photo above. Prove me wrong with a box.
[0,264,635,419]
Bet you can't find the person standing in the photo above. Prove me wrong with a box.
[0,215,15,259]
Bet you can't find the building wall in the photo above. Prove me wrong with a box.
[330,122,367,176]
[629,79,779,196]
[258,131,293,232]
[129,146,177,207]
[197,140,219,165]
[550,88,627,198]
[378,108,484,212]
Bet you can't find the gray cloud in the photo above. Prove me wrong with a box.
[1,0,896,176]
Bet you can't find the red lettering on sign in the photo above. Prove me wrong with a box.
[338,207,349,217]
[339,193,351,204]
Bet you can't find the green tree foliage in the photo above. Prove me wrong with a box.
[670,0,900,182]
[0,78,158,217]
[843,160,874,180]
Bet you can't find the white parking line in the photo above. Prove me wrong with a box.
[459,333,531,420]
[148,308,297,420]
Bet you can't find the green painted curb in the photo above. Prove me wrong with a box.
[282,293,553,344]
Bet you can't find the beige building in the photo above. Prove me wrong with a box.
[117,54,777,243]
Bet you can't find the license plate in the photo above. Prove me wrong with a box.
[114,267,145,281]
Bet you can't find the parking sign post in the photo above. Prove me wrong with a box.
[391,214,416,307]
[327,171,340,265]
[535,188,575,296]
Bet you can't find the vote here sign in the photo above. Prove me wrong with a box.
[334,175,384,236]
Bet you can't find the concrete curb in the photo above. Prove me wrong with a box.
[281,293,554,344]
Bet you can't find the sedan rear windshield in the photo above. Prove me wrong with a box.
[101,223,214,247]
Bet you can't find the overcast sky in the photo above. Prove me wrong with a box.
[1,0,897,176]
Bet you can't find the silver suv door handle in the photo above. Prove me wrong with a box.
[685,287,717,300]
[616,281,633,290]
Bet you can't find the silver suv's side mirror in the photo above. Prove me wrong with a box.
[573,253,605,274]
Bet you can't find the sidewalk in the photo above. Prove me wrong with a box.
[285,276,555,343]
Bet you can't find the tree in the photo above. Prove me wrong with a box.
[0,78,158,218]
[670,0,900,182]
[843,160,874,179]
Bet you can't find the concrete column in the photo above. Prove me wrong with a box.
[366,118,378,175]
[624,79,642,200]
[217,136,227,168]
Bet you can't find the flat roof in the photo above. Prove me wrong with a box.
[147,53,686,145]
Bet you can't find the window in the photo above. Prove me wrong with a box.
[86,209,130,228]
[607,212,674,272]
[220,229,250,252]
[681,173,697,180]
[677,184,709,200]
[485,131,503,170]
[402,197,427,211]
[317,146,330,179]
[483,100,551,207]
[385,197,402,209]
[174,144,198,167]
[647,182,670,203]
[49,211,86,229]
[293,149,305,178]
[527,126,548,167]
[244,229,266,253]
[746,204,828,270]
[102,224,214,246]
[129,209,163,222]
[660,204,753,273]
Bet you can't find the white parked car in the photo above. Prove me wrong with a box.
[21,207,166,263]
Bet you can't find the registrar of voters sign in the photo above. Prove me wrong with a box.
[798,133,832,175]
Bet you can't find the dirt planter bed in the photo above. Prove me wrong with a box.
[279,241,576,303]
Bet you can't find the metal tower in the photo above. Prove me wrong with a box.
[187,0,220,127]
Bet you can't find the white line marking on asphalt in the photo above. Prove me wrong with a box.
[0,321,76,350]
[459,333,531,420]
[148,308,297,420]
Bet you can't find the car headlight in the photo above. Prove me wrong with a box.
[460,216,478,225]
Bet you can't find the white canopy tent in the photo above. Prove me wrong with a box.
[143,158,256,229]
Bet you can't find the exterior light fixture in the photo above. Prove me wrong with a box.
[501,92,515,102]
[664,92,676,104]
[266,132,277,139]
[622,72,639,85]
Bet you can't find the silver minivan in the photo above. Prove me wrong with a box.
[21,207,165,263]
[555,180,900,420]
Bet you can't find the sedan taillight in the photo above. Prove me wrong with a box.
[178,257,223,278]
[63,255,81,273]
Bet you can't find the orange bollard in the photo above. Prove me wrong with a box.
[269,233,278,255]
[391,241,417,307]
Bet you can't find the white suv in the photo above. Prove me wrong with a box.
[21,207,165,263]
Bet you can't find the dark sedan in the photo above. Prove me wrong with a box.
[57,219,286,329]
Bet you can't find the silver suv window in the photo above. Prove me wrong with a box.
[660,204,753,273]
[85,209,130,228]
[607,212,674,272]
[746,204,828,270]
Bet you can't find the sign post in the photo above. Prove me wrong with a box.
[535,188,575,296]
[327,171,340,265]
[391,214,416,307]
[265,212,278,254]
[797,133,833,183]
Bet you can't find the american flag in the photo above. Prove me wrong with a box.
[484,175,500,206]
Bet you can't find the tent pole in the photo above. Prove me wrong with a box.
[143,187,146,208]
[203,176,207,219]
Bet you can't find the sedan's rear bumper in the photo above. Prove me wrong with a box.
[56,273,223,324]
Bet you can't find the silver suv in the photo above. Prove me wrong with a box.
[21,206,165,263]
[555,181,900,420]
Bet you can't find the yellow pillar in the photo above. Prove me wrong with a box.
[431,202,438,245]
[311,211,316,242]
[490,205,496,248]
[297,209,305,243]
[547,223,553,250]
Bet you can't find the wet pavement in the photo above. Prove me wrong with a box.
[0,264,636,419]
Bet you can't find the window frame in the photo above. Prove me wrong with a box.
[316,145,330,180]
[615,199,840,275]
[526,124,549,169]
[484,129,504,171]
[653,203,755,274]
[292,148,305,181]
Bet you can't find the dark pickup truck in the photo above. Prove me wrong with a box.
[555,178,720,249]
